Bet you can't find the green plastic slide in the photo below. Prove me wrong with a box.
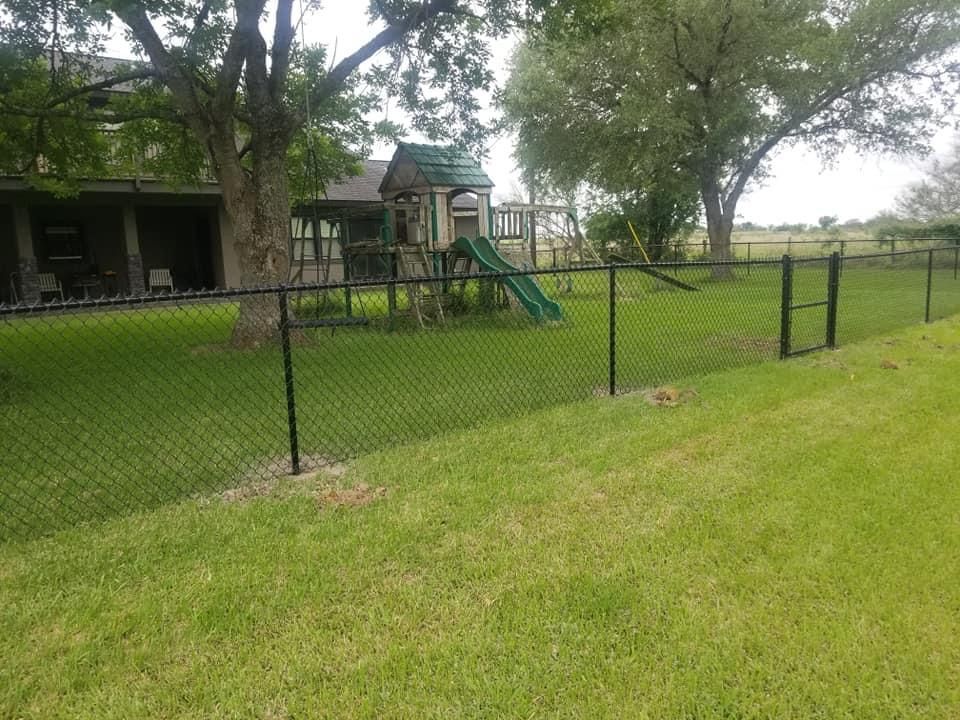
[452,236,563,321]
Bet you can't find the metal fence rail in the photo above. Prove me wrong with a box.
[2,246,959,541]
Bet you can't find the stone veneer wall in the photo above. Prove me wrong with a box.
[126,254,145,295]
[16,256,41,304]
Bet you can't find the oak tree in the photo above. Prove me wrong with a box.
[1,0,513,344]
[504,0,960,272]
[897,141,960,221]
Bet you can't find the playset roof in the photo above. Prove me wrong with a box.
[378,143,494,194]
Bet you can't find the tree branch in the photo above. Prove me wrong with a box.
[722,79,859,210]
[44,68,157,109]
[213,23,253,118]
[269,0,297,99]
[705,3,734,79]
[236,1,272,116]
[671,23,706,88]
[315,0,458,104]
[0,102,182,124]
[111,5,208,132]
[186,0,214,51]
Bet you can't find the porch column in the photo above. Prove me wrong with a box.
[122,204,145,295]
[216,203,241,288]
[477,193,492,240]
[12,205,40,304]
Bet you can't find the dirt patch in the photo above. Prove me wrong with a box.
[250,453,346,481]
[216,455,349,504]
[214,454,386,511]
[880,358,900,370]
[644,385,698,407]
[706,335,779,353]
[317,482,387,509]
[919,335,947,350]
[809,353,848,370]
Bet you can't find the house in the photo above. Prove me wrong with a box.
[1,56,577,304]
[0,147,490,303]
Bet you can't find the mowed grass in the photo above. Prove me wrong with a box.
[2,256,960,538]
[3,318,960,717]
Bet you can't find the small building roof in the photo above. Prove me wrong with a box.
[378,143,494,196]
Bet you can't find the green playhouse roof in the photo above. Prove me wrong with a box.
[381,142,494,191]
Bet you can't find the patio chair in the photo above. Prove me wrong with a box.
[147,268,174,294]
[38,273,65,301]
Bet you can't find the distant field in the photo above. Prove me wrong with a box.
[683,228,931,258]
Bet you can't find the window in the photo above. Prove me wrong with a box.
[290,218,316,261]
[44,226,84,261]
[319,220,342,260]
[291,217,342,261]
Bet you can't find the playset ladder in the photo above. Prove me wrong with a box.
[396,245,445,328]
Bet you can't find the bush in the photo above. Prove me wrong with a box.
[873,217,960,247]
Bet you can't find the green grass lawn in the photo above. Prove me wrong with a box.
[3,318,960,717]
[2,256,960,539]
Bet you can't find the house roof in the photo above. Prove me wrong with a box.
[50,53,147,94]
[321,156,479,209]
[322,160,391,203]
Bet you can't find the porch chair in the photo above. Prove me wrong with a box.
[38,273,65,301]
[147,268,174,294]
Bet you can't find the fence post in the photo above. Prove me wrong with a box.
[826,251,841,348]
[925,248,934,323]
[954,240,958,281]
[387,252,398,318]
[343,253,353,317]
[609,265,617,396]
[747,242,752,276]
[779,254,793,359]
[278,288,301,475]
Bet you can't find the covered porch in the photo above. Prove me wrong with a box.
[0,191,231,304]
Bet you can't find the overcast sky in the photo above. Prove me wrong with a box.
[110,4,957,226]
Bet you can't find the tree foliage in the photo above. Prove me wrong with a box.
[0,1,504,192]
[896,142,960,221]
[0,0,522,343]
[874,218,960,244]
[503,0,960,268]
[585,183,699,261]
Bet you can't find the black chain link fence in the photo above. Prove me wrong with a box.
[2,246,959,541]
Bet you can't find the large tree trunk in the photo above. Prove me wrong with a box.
[218,135,293,348]
[701,177,736,279]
